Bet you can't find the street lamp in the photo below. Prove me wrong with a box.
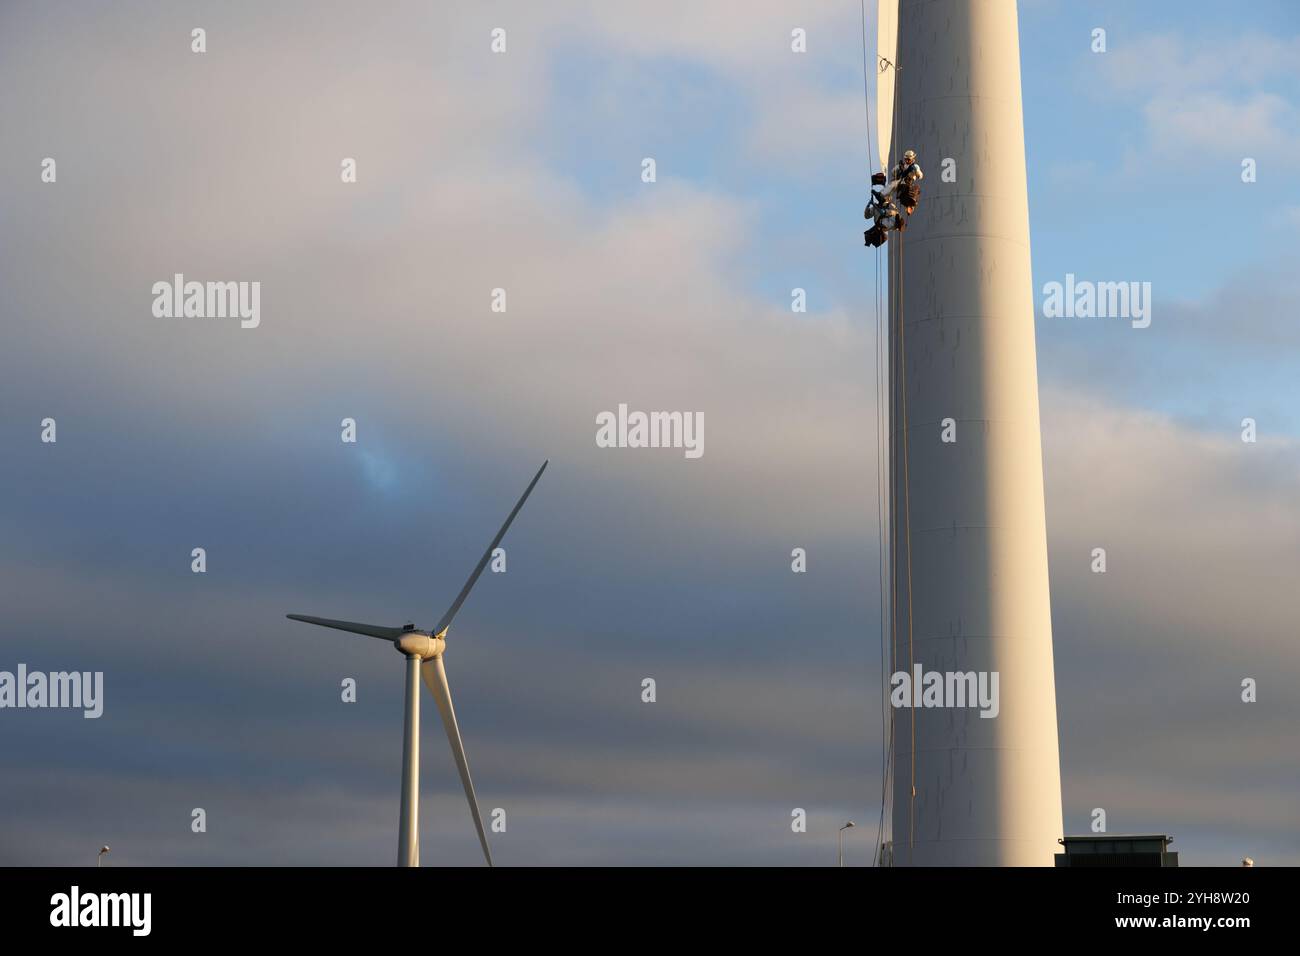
[838,821,856,867]
[97,846,110,868]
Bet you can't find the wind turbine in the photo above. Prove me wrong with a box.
[288,460,547,867]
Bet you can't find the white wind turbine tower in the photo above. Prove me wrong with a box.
[288,460,547,867]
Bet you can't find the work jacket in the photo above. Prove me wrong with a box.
[894,161,923,183]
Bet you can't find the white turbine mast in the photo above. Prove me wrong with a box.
[288,460,548,867]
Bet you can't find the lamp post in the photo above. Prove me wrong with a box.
[838,821,856,867]
[97,845,110,868]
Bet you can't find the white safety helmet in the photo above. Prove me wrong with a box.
[902,149,916,163]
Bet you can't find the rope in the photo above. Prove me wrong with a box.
[884,22,918,861]
[860,0,882,865]
[861,0,874,169]
[862,0,895,869]
[861,0,917,866]
[876,201,915,868]
[873,239,892,866]
[898,225,917,857]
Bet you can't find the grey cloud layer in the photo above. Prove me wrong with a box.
[1,1,1295,865]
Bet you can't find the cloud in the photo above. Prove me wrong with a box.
[1040,387,1300,864]
[1143,91,1300,158]
[1096,30,1300,167]
[1103,33,1300,97]
[0,0,1296,867]
[1035,262,1300,434]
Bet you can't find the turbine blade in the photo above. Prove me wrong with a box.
[285,614,403,641]
[421,656,493,867]
[433,460,547,636]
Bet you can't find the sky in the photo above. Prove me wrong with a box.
[0,0,1297,866]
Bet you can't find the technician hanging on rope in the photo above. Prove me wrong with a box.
[891,149,923,215]
[864,171,906,248]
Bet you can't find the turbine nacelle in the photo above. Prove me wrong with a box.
[394,632,444,660]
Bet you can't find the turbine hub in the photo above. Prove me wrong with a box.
[394,633,444,660]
